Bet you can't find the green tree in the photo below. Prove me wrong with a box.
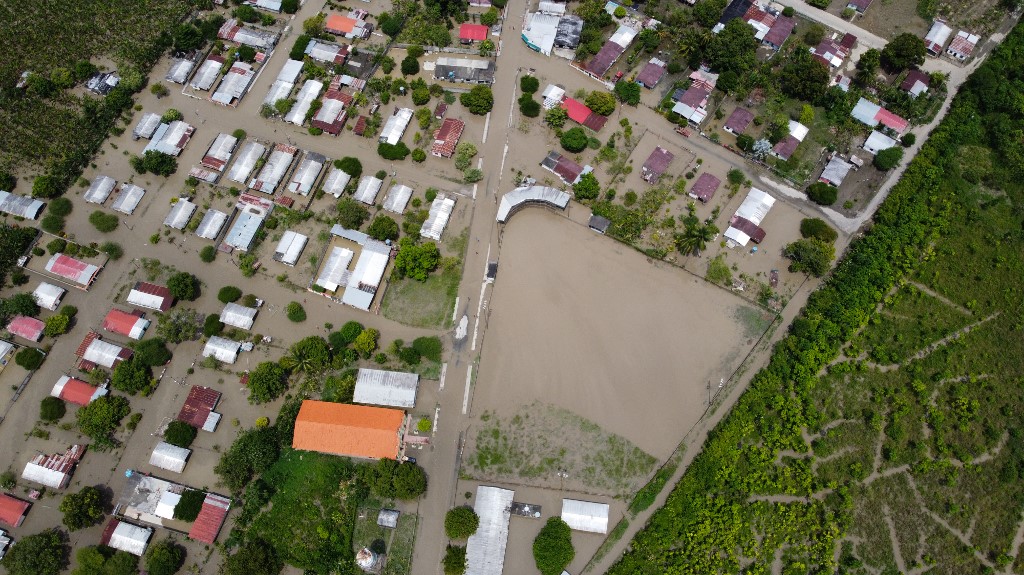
[40,396,66,422]
[164,420,198,448]
[111,357,152,395]
[442,545,467,575]
[460,86,494,115]
[167,272,198,301]
[0,171,14,192]
[200,245,217,262]
[88,211,119,233]
[780,50,830,102]
[585,91,616,115]
[2,292,40,320]
[353,328,380,358]
[874,146,904,170]
[336,197,370,229]
[413,336,443,361]
[223,541,283,575]
[248,361,288,404]
[48,197,72,216]
[401,55,420,76]
[520,75,540,94]
[286,302,306,322]
[76,395,130,444]
[614,80,641,105]
[412,148,427,162]
[43,314,70,337]
[59,486,104,531]
[481,7,500,26]
[72,546,137,575]
[881,33,926,71]
[545,106,568,128]
[394,461,428,499]
[144,540,185,575]
[134,338,172,367]
[32,175,61,198]
[394,238,441,281]
[445,506,480,539]
[15,348,45,371]
[333,321,365,346]
[806,182,838,205]
[139,151,178,176]
[573,172,601,200]
[282,336,332,373]
[368,215,400,241]
[799,218,838,243]
[856,48,881,84]
[156,309,199,343]
[519,94,541,117]
[218,286,242,303]
[336,156,363,178]
[560,127,589,153]
[215,426,280,493]
[0,528,67,575]
[675,222,718,256]
[783,238,835,276]
[282,0,299,13]
[533,517,574,575]
[172,489,206,521]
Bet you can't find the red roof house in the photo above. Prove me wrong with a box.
[325,13,357,35]
[900,69,930,96]
[636,58,667,89]
[729,215,766,243]
[459,23,489,43]
[102,309,150,340]
[177,385,222,432]
[45,254,100,288]
[723,108,754,135]
[75,331,133,370]
[311,90,353,135]
[431,118,465,158]
[127,281,173,312]
[353,115,368,136]
[0,493,30,527]
[52,375,108,406]
[689,172,722,203]
[7,315,44,341]
[641,147,674,183]
[188,493,231,544]
[561,97,608,131]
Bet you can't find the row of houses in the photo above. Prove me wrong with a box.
[924,20,980,60]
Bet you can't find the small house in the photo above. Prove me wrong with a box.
[688,172,721,203]
[640,147,674,184]
[459,23,489,44]
[32,282,65,310]
[819,156,855,187]
[900,69,930,97]
[178,385,222,432]
[946,30,980,61]
[51,375,108,406]
[723,107,754,135]
[127,282,173,312]
[846,0,872,14]
[771,121,809,161]
[431,118,465,158]
[924,20,953,56]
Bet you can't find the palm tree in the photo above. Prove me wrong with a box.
[676,222,719,256]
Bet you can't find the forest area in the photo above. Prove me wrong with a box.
[607,19,1024,575]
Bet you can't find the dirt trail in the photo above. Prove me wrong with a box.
[866,312,999,372]
[906,281,974,315]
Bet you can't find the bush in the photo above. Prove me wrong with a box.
[560,127,589,153]
[443,545,467,575]
[48,197,73,217]
[783,238,835,277]
[805,182,838,205]
[42,314,69,337]
[203,313,224,337]
[167,272,199,301]
[88,210,119,232]
[378,142,411,160]
[520,75,540,93]
[247,361,289,404]
[336,156,362,178]
[901,133,916,147]
[60,305,78,318]
[336,321,365,346]
[40,214,65,234]
[200,245,216,262]
[460,86,494,115]
[144,540,185,575]
[800,218,838,243]
[165,420,198,448]
[874,146,904,170]
[60,486,104,531]
[99,241,123,260]
[173,489,206,521]
[445,507,480,539]
[286,302,306,322]
[463,168,484,183]
[40,396,66,422]
[15,348,44,371]
[412,148,427,162]
[218,286,242,303]
[533,517,574,575]
[368,215,400,241]
[519,94,540,117]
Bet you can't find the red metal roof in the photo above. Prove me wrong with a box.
[58,377,101,406]
[433,102,448,118]
[724,108,754,134]
[459,23,489,42]
[188,493,231,544]
[0,493,30,527]
[772,134,801,160]
[353,115,368,136]
[177,386,221,428]
[561,97,592,124]
[730,215,766,243]
[76,331,101,358]
[690,172,721,202]
[642,147,674,181]
[636,61,666,88]
[99,517,121,546]
[102,308,145,337]
[7,315,44,341]
[875,108,909,133]
[763,15,795,48]
[431,118,465,158]
[131,282,173,311]
[901,69,930,92]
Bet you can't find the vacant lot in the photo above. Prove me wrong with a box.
[473,209,769,469]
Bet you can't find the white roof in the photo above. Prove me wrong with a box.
[354,368,420,408]
[820,156,854,186]
[21,462,71,489]
[788,121,809,142]
[166,59,195,84]
[734,188,776,226]
[287,152,326,195]
[609,24,638,48]
[561,499,610,533]
[111,184,145,214]
[164,199,197,229]
[316,246,354,292]
[155,491,180,520]
[342,239,390,310]
[203,336,242,363]
[523,12,560,56]
[383,184,413,213]
[133,113,162,139]
[314,96,346,125]
[925,20,952,50]
[212,62,254,105]
[421,194,456,240]
[264,79,295,106]
[224,211,264,251]
[251,0,282,11]
[497,186,571,222]
[541,83,565,107]
[127,287,168,311]
[851,97,881,126]
[249,145,296,192]
[229,25,278,50]
[202,133,238,171]
[144,121,193,156]
[863,130,898,155]
[149,442,191,473]
[227,141,266,183]
[277,59,305,83]
[285,80,324,125]
[466,486,515,575]
[221,302,258,330]
[33,282,65,310]
[191,58,221,90]
[306,39,346,63]
[196,209,229,239]
[0,340,11,359]
[354,176,383,205]
[538,1,566,14]
[108,521,153,556]
[83,338,127,368]
[274,230,308,265]
[0,191,44,219]
[321,166,352,197]
[671,101,708,125]
[379,108,414,145]
[84,176,117,204]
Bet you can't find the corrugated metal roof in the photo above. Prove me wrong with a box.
[20,444,85,489]
[379,108,413,145]
[0,494,29,528]
[273,230,308,265]
[188,493,231,544]
[291,400,404,459]
[84,176,117,204]
[322,167,352,197]
[0,191,44,219]
[863,130,898,155]
[354,368,420,408]
[227,141,266,183]
[287,152,326,195]
[561,498,610,533]
[164,199,197,229]
[45,254,99,286]
[177,385,221,430]
[734,188,775,226]
[316,246,354,292]
[421,194,455,240]
[285,80,324,125]
[383,184,413,213]
[224,211,265,251]
[203,336,241,364]
[52,375,106,406]
[105,519,153,556]
[102,308,150,340]
[196,209,228,240]
[201,134,238,171]
[111,184,145,214]
[166,59,195,84]
[249,143,297,192]
[465,486,514,575]
[33,282,65,310]
[221,302,257,330]
[191,56,224,90]
[342,239,390,311]
[497,185,571,222]
[354,176,383,205]
[689,172,721,202]
[133,113,162,139]
[82,337,131,368]
[820,156,854,186]
[127,282,172,311]
[150,442,191,474]
[7,316,44,341]
[213,62,255,105]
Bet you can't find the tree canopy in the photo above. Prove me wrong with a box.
[368,214,400,241]
[874,146,904,170]
[223,541,283,575]
[59,486,105,531]
[806,182,838,205]
[882,33,926,71]
[573,172,601,200]
[614,80,641,105]
[533,517,575,575]
[445,506,480,539]
[783,238,835,277]
[585,91,616,116]
[0,528,67,575]
[215,426,280,493]
[560,127,589,153]
[76,395,130,445]
[394,238,441,281]
[172,489,206,521]
[110,357,152,395]
[164,420,197,448]
[780,50,830,102]
[144,540,185,575]
[460,86,494,115]
[282,336,332,373]
[167,272,198,301]
[248,361,289,404]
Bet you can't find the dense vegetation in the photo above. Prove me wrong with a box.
[608,22,1024,575]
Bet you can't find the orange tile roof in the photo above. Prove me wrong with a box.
[325,13,356,34]
[292,400,404,459]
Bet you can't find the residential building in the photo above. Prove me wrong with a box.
[946,30,980,60]
[635,57,667,89]
[723,107,754,135]
[149,442,191,474]
[321,166,352,198]
[901,69,930,97]
[725,188,776,247]
[323,225,392,310]
[863,130,898,155]
[324,12,371,39]
[924,20,953,55]
[102,308,150,340]
[143,121,195,156]
[287,151,326,196]
[177,385,222,432]
[224,193,274,251]
[0,191,43,219]
[561,499,610,534]
[249,143,297,192]
[217,18,278,50]
[226,141,266,184]
[540,151,589,185]
[111,184,145,215]
[284,80,324,126]
[203,336,241,364]
[133,113,161,140]
[460,23,489,43]
[220,303,258,330]
[85,72,119,95]
[465,486,515,575]
[846,0,872,13]
[819,155,855,186]
[771,120,809,161]
[195,209,228,239]
[305,39,349,65]
[850,97,909,134]
[199,133,238,174]
[32,282,65,310]
[763,15,796,50]
[689,172,721,203]
[7,316,43,341]
[0,494,30,528]
[434,57,496,84]
[211,61,255,106]
[45,253,100,288]
[640,147,674,183]
[311,90,353,135]
[21,445,86,489]
[421,194,456,240]
[430,118,465,158]
[354,176,384,205]
[379,108,414,145]
[561,97,607,131]
[76,332,133,369]
[127,282,173,312]
[353,368,420,408]
[586,25,638,77]
[100,519,152,556]
[291,400,405,459]
[191,55,225,91]
[51,375,108,406]
[383,184,414,214]
[164,199,197,230]
[273,231,308,266]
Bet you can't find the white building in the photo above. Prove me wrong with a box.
[353,176,384,205]
[287,152,326,195]
[220,303,258,330]
[32,282,65,310]
[164,199,197,229]
[203,336,242,364]
[465,486,515,575]
[284,80,324,125]
[561,499,610,534]
[383,184,413,214]
[353,368,420,408]
[149,442,191,474]
[227,141,266,184]
[273,230,308,266]
[111,184,145,215]
[379,108,414,145]
[104,520,153,556]
[421,194,456,240]
[195,209,229,240]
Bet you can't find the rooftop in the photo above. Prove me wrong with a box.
[354,368,420,408]
[292,400,405,459]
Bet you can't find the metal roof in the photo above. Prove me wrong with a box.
[378,509,400,528]
[221,302,258,330]
[224,211,264,251]
[227,141,266,183]
[264,79,295,106]
[127,282,172,311]
[342,239,390,311]
[195,209,228,239]
[466,486,514,575]
[111,184,145,214]
[734,188,775,226]
[285,80,324,125]
[203,336,241,363]
[864,130,898,155]
[321,167,352,197]
[188,493,231,544]
[561,498,610,533]
[166,59,195,84]
[201,133,238,171]
[273,230,308,265]
[379,108,413,145]
[277,59,304,83]
[354,368,420,408]
[45,253,99,287]
[83,337,131,368]
[497,185,570,222]
[421,194,456,240]
[689,172,721,202]
[0,191,43,219]
[33,282,65,310]
[20,444,85,489]
[924,20,952,54]
[383,184,413,213]
[354,176,383,205]
[434,57,496,84]
[0,494,29,528]
[7,316,43,341]
[287,152,326,195]
[52,375,106,405]
[219,19,278,49]
[177,385,221,430]
[316,246,354,291]
[143,120,194,156]
[164,199,197,230]
[249,143,296,192]
[523,12,560,55]
[191,57,223,90]
[103,308,150,340]
[820,156,854,186]
[636,58,667,88]
[133,113,162,139]
[149,442,191,474]
[84,176,117,204]
[106,520,152,556]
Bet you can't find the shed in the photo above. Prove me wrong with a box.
[178,385,222,432]
[149,442,191,474]
[561,499,610,534]
[51,375,107,406]
[354,368,420,408]
[203,336,242,364]
[316,246,354,292]
[354,176,384,205]
[196,209,229,240]
[421,194,456,240]
[588,214,611,234]
[102,308,150,340]
[292,400,404,459]
[21,444,85,489]
[111,184,146,215]
[0,192,43,219]
[383,184,414,214]
[133,113,162,140]
[84,176,117,204]
[127,282,173,312]
[377,509,400,528]
[221,303,258,330]
[863,130,898,155]
[924,20,952,55]
[688,172,721,203]
[33,282,65,310]
[0,494,29,528]
[273,231,308,266]
[7,316,44,342]
[164,199,197,229]
[465,486,515,575]
[101,519,153,556]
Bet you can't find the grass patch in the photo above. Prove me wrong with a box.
[384,513,418,575]
[585,517,629,572]
[627,447,684,515]
[382,267,461,329]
